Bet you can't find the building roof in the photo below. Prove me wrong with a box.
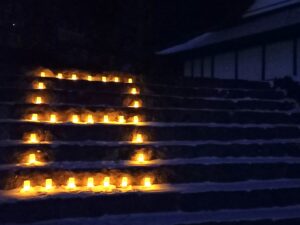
[158,0,300,55]
[244,0,300,17]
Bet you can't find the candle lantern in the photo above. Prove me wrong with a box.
[49,114,57,123]
[87,177,94,188]
[72,114,80,123]
[136,153,145,163]
[86,114,94,124]
[103,177,110,187]
[133,133,143,143]
[121,177,128,188]
[67,177,76,189]
[28,153,37,165]
[132,101,140,108]
[71,74,78,80]
[87,75,93,81]
[22,180,31,192]
[57,73,63,79]
[131,88,138,95]
[34,96,43,104]
[103,115,109,123]
[118,115,126,124]
[28,133,39,143]
[45,179,53,190]
[143,177,152,188]
[31,113,38,122]
[133,115,139,124]
[37,82,45,90]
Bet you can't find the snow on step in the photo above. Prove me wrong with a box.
[2,157,300,171]
[1,178,300,203]
[16,205,300,225]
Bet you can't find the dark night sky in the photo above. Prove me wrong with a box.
[0,0,253,72]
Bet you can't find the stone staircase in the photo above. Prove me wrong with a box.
[1,69,300,224]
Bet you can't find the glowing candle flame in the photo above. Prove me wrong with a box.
[102,76,107,82]
[28,153,36,165]
[131,88,138,95]
[143,177,152,188]
[67,177,76,189]
[114,77,119,82]
[128,78,133,83]
[22,180,31,192]
[34,96,43,104]
[86,114,94,124]
[87,75,93,81]
[31,113,38,122]
[37,82,45,90]
[71,74,78,80]
[28,133,38,143]
[49,114,57,123]
[45,179,53,190]
[132,101,140,108]
[103,177,110,187]
[121,177,128,188]
[103,115,109,123]
[40,71,46,77]
[133,133,143,143]
[118,115,126,124]
[72,114,80,123]
[136,153,145,163]
[57,73,63,79]
[133,115,139,124]
[87,177,94,188]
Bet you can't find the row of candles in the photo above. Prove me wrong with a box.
[25,151,148,166]
[21,176,153,193]
[39,71,135,84]
[21,152,151,192]
[27,113,141,124]
[30,95,142,108]
[33,81,140,95]
[25,132,145,143]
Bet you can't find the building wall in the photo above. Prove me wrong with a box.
[214,52,235,79]
[203,56,212,78]
[238,46,262,81]
[297,38,300,77]
[265,40,293,79]
[185,38,299,81]
[193,59,202,77]
[184,61,192,77]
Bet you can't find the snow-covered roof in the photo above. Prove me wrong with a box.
[158,0,300,55]
[244,0,300,17]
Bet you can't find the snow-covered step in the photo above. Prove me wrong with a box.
[2,156,300,170]
[1,103,300,124]
[1,142,300,165]
[1,161,300,190]
[0,74,273,90]
[0,78,286,100]
[1,179,300,223]
[13,205,300,225]
[0,88,294,110]
[1,121,300,142]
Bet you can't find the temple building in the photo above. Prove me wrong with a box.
[158,0,300,81]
